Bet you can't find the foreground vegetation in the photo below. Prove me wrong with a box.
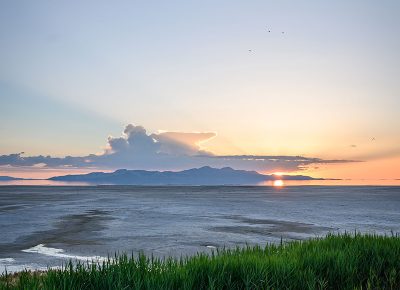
[1,233,399,289]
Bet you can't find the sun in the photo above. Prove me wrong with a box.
[273,180,284,187]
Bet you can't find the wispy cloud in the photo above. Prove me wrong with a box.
[0,124,359,172]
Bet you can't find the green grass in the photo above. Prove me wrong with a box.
[1,233,400,289]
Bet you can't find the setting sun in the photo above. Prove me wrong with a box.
[273,180,284,187]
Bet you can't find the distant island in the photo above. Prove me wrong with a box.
[0,176,23,181]
[49,166,329,185]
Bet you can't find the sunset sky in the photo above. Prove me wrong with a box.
[1,1,399,183]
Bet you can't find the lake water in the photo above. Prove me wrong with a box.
[1,185,399,273]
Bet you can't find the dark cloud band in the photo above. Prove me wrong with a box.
[0,124,359,172]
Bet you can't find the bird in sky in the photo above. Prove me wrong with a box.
[371,137,376,141]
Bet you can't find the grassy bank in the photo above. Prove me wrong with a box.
[1,233,399,289]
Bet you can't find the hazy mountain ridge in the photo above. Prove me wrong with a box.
[49,166,327,185]
[0,176,23,181]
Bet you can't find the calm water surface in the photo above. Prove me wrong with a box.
[0,185,399,273]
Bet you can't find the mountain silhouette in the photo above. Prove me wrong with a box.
[49,166,325,185]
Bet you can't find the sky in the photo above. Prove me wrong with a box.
[0,1,399,182]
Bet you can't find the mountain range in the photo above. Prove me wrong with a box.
[48,166,327,185]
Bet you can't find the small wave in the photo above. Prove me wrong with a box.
[206,245,217,249]
[0,258,15,263]
[22,244,107,262]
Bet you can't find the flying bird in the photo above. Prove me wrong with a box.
[371,137,376,141]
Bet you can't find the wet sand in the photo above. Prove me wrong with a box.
[210,216,333,239]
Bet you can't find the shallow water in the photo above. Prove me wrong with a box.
[0,185,399,273]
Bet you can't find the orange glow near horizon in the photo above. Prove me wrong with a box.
[272,172,284,176]
[299,156,400,181]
